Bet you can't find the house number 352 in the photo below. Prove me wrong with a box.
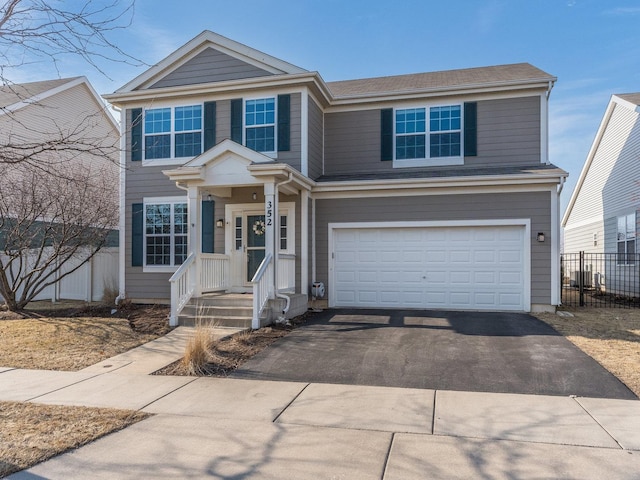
[266,200,273,226]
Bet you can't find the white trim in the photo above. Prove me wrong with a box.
[301,189,309,296]
[313,181,562,200]
[327,219,531,312]
[118,108,127,299]
[551,187,560,305]
[301,89,309,176]
[540,93,549,165]
[393,157,464,168]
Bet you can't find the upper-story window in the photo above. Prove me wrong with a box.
[245,98,276,153]
[144,105,202,160]
[395,105,461,161]
[617,213,636,266]
[393,104,463,167]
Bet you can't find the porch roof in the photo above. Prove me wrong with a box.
[162,139,313,195]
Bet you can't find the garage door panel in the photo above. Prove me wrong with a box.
[333,225,525,311]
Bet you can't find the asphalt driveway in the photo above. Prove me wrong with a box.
[232,309,637,399]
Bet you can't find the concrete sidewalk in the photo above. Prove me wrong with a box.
[2,367,640,479]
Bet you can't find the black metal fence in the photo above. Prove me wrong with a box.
[561,252,640,308]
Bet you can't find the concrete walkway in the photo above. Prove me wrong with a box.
[2,330,640,478]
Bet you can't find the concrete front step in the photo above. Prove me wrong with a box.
[178,293,254,328]
[178,315,252,329]
[181,304,253,318]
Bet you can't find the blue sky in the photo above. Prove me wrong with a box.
[8,0,640,213]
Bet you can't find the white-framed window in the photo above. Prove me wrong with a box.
[144,105,202,161]
[144,199,188,269]
[617,213,636,266]
[245,97,276,153]
[394,103,462,167]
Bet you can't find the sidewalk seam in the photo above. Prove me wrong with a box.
[573,397,624,450]
[272,383,311,423]
[380,432,395,480]
[25,372,105,402]
[138,377,199,411]
[431,390,437,435]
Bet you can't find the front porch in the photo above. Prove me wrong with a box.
[163,140,313,328]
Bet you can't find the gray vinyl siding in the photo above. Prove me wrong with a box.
[323,96,542,176]
[277,93,302,170]
[563,220,604,254]
[150,47,272,89]
[324,109,383,175]
[474,96,540,166]
[124,166,186,300]
[566,103,640,229]
[308,97,324,179]
[315,191,552,306]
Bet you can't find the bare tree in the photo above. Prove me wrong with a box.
[0,0,140,81]
[0,162,118,311]
[0,1,140,310]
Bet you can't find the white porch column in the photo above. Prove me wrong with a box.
[301,189,309,296]
[264,181,276,298]
[188,186,202,296]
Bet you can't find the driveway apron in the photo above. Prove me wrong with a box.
[232,309,636,399]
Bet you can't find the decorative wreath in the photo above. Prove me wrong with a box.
[252,219,266,236]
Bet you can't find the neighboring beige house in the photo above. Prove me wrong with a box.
[104,30,567,328]
[0,77,120,302]
[563,93,640,294]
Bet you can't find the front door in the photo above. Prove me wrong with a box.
[246,214,266,282]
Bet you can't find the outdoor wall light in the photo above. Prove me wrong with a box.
[216,219,224,228]
[537,232,545,242]
[252,192,257,200]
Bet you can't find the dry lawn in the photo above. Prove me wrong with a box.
[0,303,166,477]
[533,308,640,397]
[0,401,149,478]
[0,304,170,371]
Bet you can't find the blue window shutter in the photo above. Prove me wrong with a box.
[380,108,393,161]
[464,102,477,157]
[230,99,243,144]
[131,203,144,266]
[201,200,215,254]
[131,108,143,162]
[204,101,216,151]
[277,94,290,152]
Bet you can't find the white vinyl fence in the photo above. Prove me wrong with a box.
[1,248,118,303]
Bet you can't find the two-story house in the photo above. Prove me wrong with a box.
[104,31,567,328]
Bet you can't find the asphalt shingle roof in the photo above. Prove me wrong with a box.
[617,93,640,106]
[326,63,555,99]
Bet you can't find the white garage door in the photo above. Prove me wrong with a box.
[332,225,526,311]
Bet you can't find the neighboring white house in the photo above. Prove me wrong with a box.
[563,93,640,294]
[0,77,120,304]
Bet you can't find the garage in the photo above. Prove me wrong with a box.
[330,223,528,311]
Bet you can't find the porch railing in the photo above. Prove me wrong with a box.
[251,253,273,329]
[277,253,295,292]
[201,253,230,292]
[169,253,230,326]
[169,253,196,326]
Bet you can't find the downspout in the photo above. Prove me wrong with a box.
[274,172,294,317]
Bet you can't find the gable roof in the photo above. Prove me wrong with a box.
[115,30,308,93]
[0,78,80,109]
[326,63,555,99]
[0,76,118,130]
[562,93,640,226]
